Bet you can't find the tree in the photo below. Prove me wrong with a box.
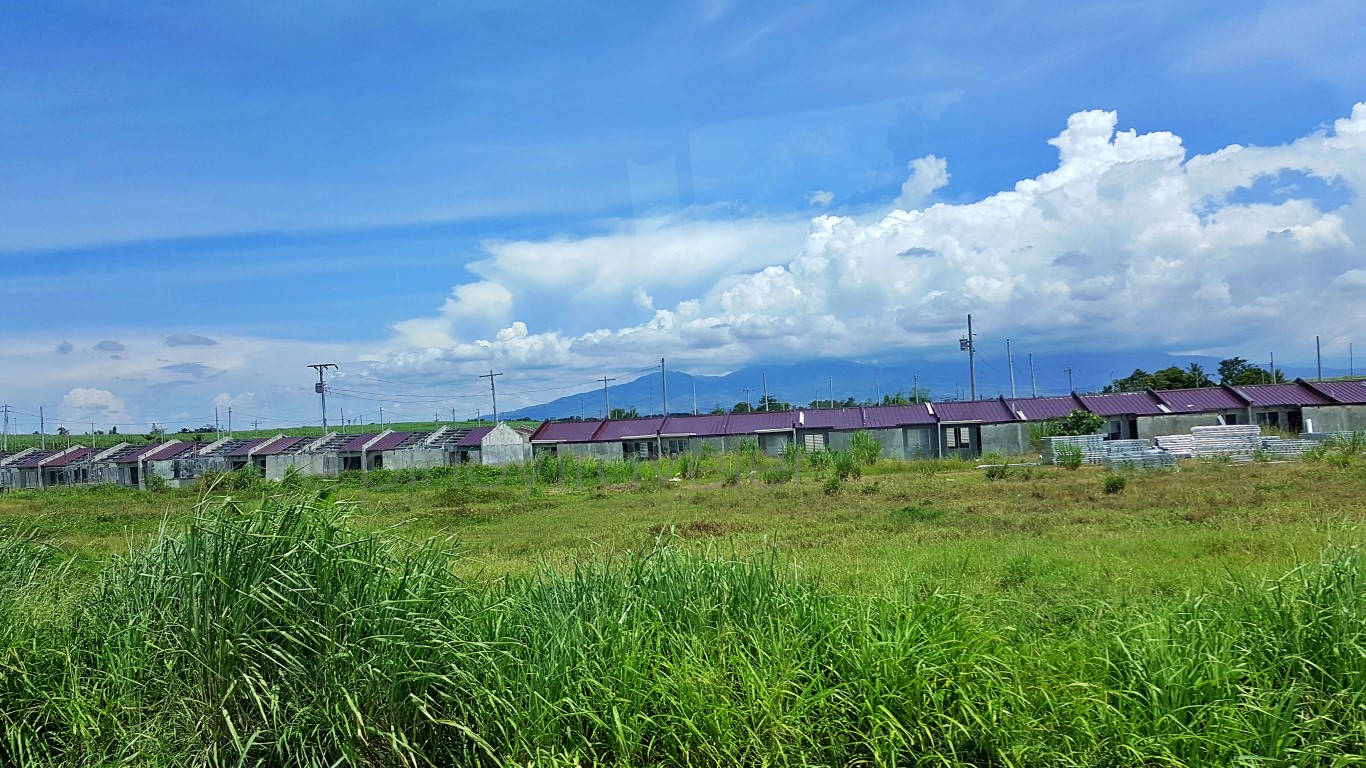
[757,395,790,412]
[608,407,639,420]
[1218,357,1284,385]
[731,402,752,414]
[57,426,69,436]
[1055,409,1106,436]
[109,426,118,435]
[1104,369,1153,393]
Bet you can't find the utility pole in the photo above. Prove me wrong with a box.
[1064,367,1075,393]
[379,406,385,429]
[913,374,919,403]
[762,372,768,411]
[1316,336,1322,381]
[480,369,503,423]
[828,377,834,408]
[308,363,338,432]
[599,375,615,417]
[2,404,8,452]
[692,380,698,415]
[1270,352,1276,384]
[960,314,977,400]
[40,406,44,450]
[1029,353,1038,398]
[214,406,220,441]
[743,387,752,412]
[227,407,232,437]
[1007,339,1017,398]
[339,409,344,434]
[451,407,456,423]
[1352,343,1355,378]
[660,358,668,416]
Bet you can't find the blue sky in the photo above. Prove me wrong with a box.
[2,1,1365,431]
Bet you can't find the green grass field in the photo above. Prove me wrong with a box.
[2,452,1365,765]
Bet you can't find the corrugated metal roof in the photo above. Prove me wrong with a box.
[726,410,798,432]
[226,438,270,457]
[366,432,415,452]
[1077,391,1166,416]
[337,433,382,452]
[863,404,936,428]
[1305,379,1366,405]
[253,436,305,456]
[146,442,195,462]
[111,443,165,464]
[1005,396,1081,421]
[17,450,63,469]
[529,421,601,443]
[933,400,1017,423]
[596,417,667,440]
[40,447,93,468]
[798,408,867,429]
[659,414,732,436]
[1230,382,1331,407]
[455,426,493,447]
[1151,387,1246,412]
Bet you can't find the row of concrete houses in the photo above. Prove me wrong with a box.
[3,379,1365,491]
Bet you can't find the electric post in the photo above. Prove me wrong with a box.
[308,363,338,433]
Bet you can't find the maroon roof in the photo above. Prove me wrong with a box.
[799,408,867,429]
[226,438,270,457]
[1151,387,1246,412]
[30,447,93,468]
[365,432,415,452]
[659,414,732,436]
[726,410,798,432]
[1229,382,1331,407]
[111,443,165,464]
[596,417,667,441]
[1304,379,1366,405]
[456,426,494,447]
[863,404,936,427]
[1005,396,1082,421]
[529,421,601,443]
[253,436,306,456]
[146,442,195,462]
[933,400,1017,423]
[337,433,382,452]
[1077,391,1166,416]
[17,450,64,469]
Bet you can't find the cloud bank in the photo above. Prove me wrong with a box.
[378,105,1366,379]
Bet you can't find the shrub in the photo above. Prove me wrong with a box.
[983,464,1010,481]
[1055,442,1085,470]
[1103,474,1127,495]
[831,451,862,481]
[849,430,882,466]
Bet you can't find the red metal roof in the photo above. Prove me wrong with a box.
[595,417,668,441]
[1151,387,1247,412]
[659,414,732,436]
[1305,379,1366,405]
[1005,396,1083,421]
[798,408,867,429]
[111,443,165,464]
[933,400,1017,423]
[726,411,798,432]
[252,436,306,456]
[365,432,415,452]
[1229,382,1331,407]
[337,433,382,452]
[44,447,93,467]
[529,421,601,443]
[17,450,63,469]
[456,426,494,447]
[1077,391,1167,416]
[862,404,936,427]
[226,438,270,457]
[146,442,195,462]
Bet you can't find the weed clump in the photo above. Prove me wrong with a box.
[1102,474,1127,495]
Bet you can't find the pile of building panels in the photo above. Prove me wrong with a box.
[1040,434,1107,465]
[1101,439,1177,470]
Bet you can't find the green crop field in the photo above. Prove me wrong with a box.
[3,445,1366,766]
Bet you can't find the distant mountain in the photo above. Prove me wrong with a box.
[501,350,1325,421]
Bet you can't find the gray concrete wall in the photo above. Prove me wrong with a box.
[1139,413,1225,438]
[558,442,621,461]
[1303,405,1366,433]
[266,453,339,480]
[481,423,532,465]
[980,423,1030,457]
[385,448,448,471]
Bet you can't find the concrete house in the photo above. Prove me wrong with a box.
[1301,379,1366,432]
[856,404,937,458]
[528,421,617,461]
[475,423,533,465]
[933,400,1021,458]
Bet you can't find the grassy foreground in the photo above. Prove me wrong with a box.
[2,479,1366,766]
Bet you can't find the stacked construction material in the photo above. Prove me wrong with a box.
[1302,431,1356,443]
[1256,437,1317,459]
[1153,433,1196,458]
[1101,438,1177,470]
[1188,425,1263,461]
[1040,434,1107,465]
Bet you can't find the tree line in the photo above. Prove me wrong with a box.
[1103,357,1285,393]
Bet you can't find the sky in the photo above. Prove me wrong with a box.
[2,0,1365,433]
